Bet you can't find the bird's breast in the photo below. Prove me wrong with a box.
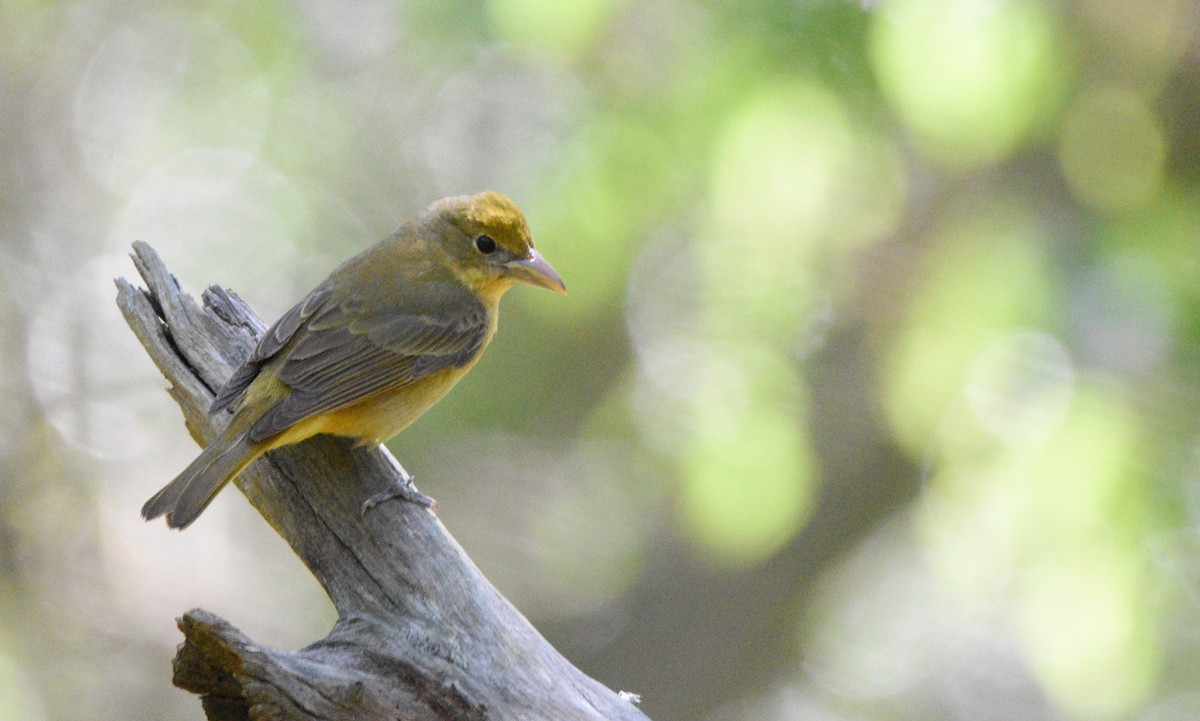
[312,361,478,446]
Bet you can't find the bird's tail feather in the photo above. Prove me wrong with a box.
[142,430,257,529]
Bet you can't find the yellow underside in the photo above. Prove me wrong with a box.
[259,364,472,451]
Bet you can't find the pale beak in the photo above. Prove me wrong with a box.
[504,249,566,294]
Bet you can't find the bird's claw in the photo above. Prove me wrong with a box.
[361,475,438,515]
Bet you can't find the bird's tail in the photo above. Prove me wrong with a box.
[142,429,258,529]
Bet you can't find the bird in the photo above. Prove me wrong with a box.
[142,191,565,529]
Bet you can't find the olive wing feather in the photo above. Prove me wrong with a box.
[209,285,334,415]
[241,283,490,442]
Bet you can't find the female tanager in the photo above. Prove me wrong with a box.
[142,191,565,529]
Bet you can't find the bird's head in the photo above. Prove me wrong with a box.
[427,191,566,301]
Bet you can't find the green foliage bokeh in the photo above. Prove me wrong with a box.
[2,0,1199,720]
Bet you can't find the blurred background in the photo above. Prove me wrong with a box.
[2,0,1200,719]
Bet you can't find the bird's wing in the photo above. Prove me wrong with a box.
[245,284,490,442]
[209,285,334,414]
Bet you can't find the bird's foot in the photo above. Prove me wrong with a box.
[361,475,438,515]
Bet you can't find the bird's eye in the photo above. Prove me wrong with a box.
[474,234,497,254]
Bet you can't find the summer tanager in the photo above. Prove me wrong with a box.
[142,191,565,529]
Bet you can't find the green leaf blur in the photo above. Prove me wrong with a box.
[2,0,1198,719]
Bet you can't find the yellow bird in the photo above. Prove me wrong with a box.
[143,191,565,529]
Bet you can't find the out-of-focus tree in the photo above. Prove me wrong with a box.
[1,0,1199,720]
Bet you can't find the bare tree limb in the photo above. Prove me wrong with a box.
[116,241,650,721]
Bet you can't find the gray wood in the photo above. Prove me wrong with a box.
[116,241,649,721]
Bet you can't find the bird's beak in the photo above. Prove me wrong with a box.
[504,249,566,294]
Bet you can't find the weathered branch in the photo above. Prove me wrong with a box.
[117,241,649,721]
